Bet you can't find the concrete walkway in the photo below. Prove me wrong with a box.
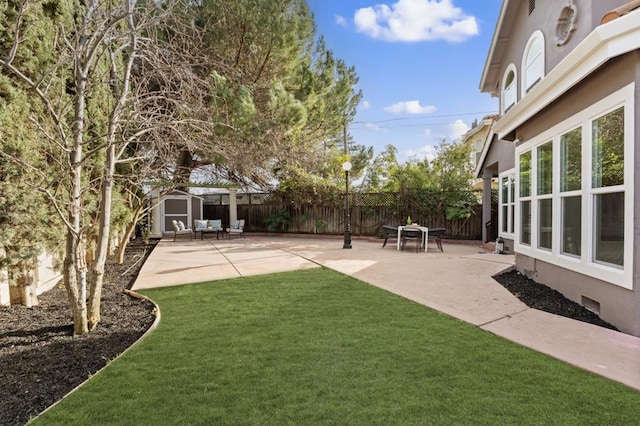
[132,235,640,392]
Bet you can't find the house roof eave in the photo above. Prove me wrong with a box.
[474,129,498,179]
[479,0,513,93]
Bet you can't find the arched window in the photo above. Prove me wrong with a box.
[502,64,517,113]
[522,31,545,94]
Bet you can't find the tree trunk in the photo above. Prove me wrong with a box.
[88,143,115,331]
[117,210,141,264]
[64,233,89,335]
[88,13,138,330]
[17,259,38,308]
[65,20,91,335]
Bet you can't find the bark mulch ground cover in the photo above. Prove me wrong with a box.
[0,239,158,426]
[493,269,617,331]
[0,243,617,425]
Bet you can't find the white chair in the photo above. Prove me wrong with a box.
[226,219,245,239]
[171,220,193,241]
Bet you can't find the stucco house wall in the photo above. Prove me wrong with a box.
[480,0,640,335]
[513,51,639,334]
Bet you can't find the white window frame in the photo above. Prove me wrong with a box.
[536,141,553,252]
[502,64,517,114]
[558,125,582,258]
[498,169,516,239]
[515,83,634,289]
[522,30,545,94]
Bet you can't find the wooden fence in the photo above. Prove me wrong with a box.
[204,192,483,239]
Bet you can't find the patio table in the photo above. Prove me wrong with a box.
[199,228,222,240]
[397,225,429,252]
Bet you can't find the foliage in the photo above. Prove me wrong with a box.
[0,0,361,329]
[168,0,363,192]
[369,138,476,220]
[314,217,329,231]
[264,208,290,232]
[0,2,66,304]
[359,144,398,191]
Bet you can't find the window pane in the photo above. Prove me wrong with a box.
[501,176,509,202]
[525,37,543,91]
[509,205,515,234]
[538,199,552,250]
[504,80,516,111]
[594,192,624,266]
[520,151,531,197]
[592,107,624,188]
[521,200,531,244]
[502,206,508,232]
[560,128,581,192]
[562,196,581,256]
[510,175,515,202]
[537,142,552,194]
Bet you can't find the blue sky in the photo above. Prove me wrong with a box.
[305,0,503,163]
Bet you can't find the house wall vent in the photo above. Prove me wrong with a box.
[581,295,600,315]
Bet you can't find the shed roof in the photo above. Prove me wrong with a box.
[601,0,640,24]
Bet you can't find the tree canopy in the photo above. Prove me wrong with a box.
[0,0,363,333]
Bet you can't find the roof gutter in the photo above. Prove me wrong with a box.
[479,0,510,93]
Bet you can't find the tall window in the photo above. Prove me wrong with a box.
[519,151,532,245]
[523,31,544,94]
[537,142,552,250]
[514,84,632,289]
[592,107,625,267]
[502,65,517,113]
[499,171,516,237]
[560,127,581,256]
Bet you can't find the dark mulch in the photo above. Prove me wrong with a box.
[493,269,618,331]
[0,242,620,425]
[0,239,158,426]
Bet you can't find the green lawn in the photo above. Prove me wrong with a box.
[35,268,640,425]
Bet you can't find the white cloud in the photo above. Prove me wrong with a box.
[384,100,436,114]
[448,119,470,141]
[361,100,371,109]
[354,0,479,43]
[406,145,437,162]
[335,14,348,27]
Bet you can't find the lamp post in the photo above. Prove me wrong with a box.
[342,161,352,249]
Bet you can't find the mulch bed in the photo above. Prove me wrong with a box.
[0,242,619,425]
[0,239,158,426]
[493,269,618,331]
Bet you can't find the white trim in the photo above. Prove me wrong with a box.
[521,30,545,95]
[473,123,499,179]
[501,63,518,114]
[494,11,640,139]
[514,84,634,289]
[480,0,512,92]
[498,169,516,239]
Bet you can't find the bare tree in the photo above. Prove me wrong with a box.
[0,0,211,334]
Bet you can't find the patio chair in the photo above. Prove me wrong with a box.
[226,219,245,239]
[401,227,422,252]
[171,220,193,241]
[428,227,446,252]
[381,225,398,248]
